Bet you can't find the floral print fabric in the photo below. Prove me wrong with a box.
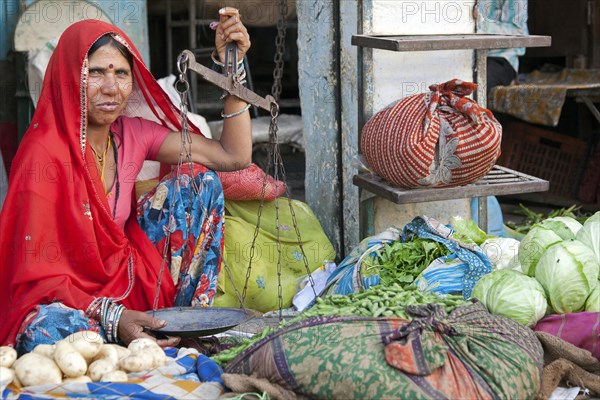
[16,303,103,354]
[138,168,225,307]
[16,168,225,351]
[225,303,543,400]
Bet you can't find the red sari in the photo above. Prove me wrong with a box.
[0,20,202,346]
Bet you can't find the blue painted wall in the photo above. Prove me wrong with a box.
[0,1,20,60]
[297,1,344,256]
[1,0,149,63]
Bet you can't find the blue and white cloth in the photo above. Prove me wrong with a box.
[478,0,529,72]
[2,348,224,399]
[404,216,493,298]
[324,216,493,299]
[325,228,401,295]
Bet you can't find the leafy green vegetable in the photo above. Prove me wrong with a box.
[481,270,548,327]
[362,239,451,287]
[211,326,274,366]
[586,281,599,312]
[518,226,563,277]
[535,240,600,314]
[471,270,513,306]
[505,204,590,235]
[537,217,581,240]
[450,216,491,245]
[576,211,600,266]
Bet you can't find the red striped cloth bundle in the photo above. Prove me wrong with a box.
[360,79,502,188]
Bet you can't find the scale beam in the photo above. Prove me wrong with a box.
[180,49,276,112]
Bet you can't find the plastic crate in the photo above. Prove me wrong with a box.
[497,121,588,198]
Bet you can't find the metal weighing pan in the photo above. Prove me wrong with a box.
[145,307,253,337]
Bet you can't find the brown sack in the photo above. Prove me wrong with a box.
[536,331,600,399]
[221,373,306,400]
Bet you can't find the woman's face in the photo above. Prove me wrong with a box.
[87,43,133,130]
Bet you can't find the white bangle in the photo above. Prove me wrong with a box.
[221,103,251,119]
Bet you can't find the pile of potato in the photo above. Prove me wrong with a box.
[0,331,166,388]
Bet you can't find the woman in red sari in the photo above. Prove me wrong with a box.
[0,9,252,351]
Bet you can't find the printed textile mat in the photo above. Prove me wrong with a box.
[1,348,224,400]
[488,68,600,127]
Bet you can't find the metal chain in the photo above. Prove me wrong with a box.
[240,105,278,306]
[268,102,317,316]
[223,258,246,311]
[242,0,317,320]
[242,0,288,312]
[270,104,284,317]
[275,0,318,310]
[271,0,288,103]
[152,53,195,311]
[240,165,269,306]
[271,0,317,308]
[176,56,191,170]
[271,120,318,304]
[272,0,288,321]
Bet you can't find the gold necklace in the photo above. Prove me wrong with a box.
[90,136,111,183]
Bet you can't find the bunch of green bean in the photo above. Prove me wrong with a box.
[212,284,467,366]
[211,325,275,366]
[289,284,467,322]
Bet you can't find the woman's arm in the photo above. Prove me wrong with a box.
[155,7,252,172]
[155,94,252,171]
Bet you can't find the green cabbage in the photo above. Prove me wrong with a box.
[535,240,600,314]
[538,217,582,239]
[519,226,563,277]
[471,270,513,307]
[576,212,600,266]
[586,281,599,312]
[473,270,547,327]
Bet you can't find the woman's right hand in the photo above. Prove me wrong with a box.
[117,309,180,348]
[214,7,251,63]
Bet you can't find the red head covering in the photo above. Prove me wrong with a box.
[0,20,199,345]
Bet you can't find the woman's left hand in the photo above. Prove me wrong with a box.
[215,7,251,63]
[118,309,181,348]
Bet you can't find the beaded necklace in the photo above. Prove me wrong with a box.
[111,131,120,220]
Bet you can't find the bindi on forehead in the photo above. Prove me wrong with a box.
[109,63,114,69]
